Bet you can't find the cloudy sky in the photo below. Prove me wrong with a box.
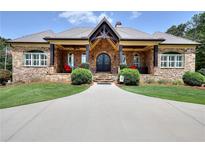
[0,11,199,39]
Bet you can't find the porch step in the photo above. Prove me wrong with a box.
[93,73,117,83]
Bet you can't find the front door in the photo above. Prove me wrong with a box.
[96,53,111,72]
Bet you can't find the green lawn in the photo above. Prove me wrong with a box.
[121,85,205,105]
[0,82,89,109]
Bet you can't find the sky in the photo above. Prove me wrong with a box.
[0,11,200,39]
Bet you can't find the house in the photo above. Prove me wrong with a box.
[9,18,199,83]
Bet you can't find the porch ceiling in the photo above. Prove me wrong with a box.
[56,44,86,51]
[123,45,153,52]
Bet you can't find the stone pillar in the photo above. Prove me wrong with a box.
[86,44,90,63]
[50,44,55,66]
[119,45,123,64]
[153,45,158,67]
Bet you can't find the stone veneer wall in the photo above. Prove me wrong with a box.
[123,49,153,74]
[12,45,55,82]
[89,39,119,73]
[153,47,196,80]
[55,47,85,73]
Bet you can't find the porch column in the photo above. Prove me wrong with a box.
[50,44,55,66]
[153,45,158,67]
[119,45,123,64]
[86,44,90,63]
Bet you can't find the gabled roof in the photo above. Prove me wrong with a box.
[88,17,121,39]
[116,27,161,41]
[9,18,199,45]
[54,27,92,39]
[9,30,55,43]
[153,32,200,45]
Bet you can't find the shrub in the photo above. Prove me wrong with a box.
[157,79,171,85]
[79,63,90,69]
[145,79,156,84]
[0,69,11,85]
[198,68,205,76]
[120,64,128,70]
[71,68,92,85]
[182,71,205,86]
[172,80,183,85]
[119,68,140,85]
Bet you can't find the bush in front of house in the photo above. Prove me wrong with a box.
[198,68,205,76]
[79,63,90,69]
[119,68,140,85]
[157,79,172,85]
[0,69,11,85]
[182,71,205,86]
[120,64,128,70]
[71,68,92,85]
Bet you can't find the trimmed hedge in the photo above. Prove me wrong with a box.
[79,63,90,69]
[198,68,205,76]
[71,68,92,85]
[182,71,205,86]
[119,68,140,85]
[0,69,11,85]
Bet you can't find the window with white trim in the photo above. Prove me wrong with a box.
[81,53,86,63]
[68,53,74,67]
[24,52,47,67]
[133,54,140,67]
[160,53,184,68]
[122,54,126,64]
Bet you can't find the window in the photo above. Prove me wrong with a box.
[133,54,140,67]
[81,53,86,63]
[68,53,74,67]
[24,52,47,67]
[160,53,184,68]
[122,54,126,64]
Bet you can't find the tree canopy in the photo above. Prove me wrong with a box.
[0,37,12,71]
[166,12,205,70]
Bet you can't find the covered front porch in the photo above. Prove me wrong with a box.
[48,39,159,75]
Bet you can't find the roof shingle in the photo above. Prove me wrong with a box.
[153,32,199,45]
[10,30,55,43]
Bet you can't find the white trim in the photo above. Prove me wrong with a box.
[81,53,86,64]
[68,53,74,67]
[160,54,184,68]
[23,52,48,67]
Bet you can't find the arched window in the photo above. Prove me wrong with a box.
[160,52,184,68]
[24,50,47,67]
[133,54,140,67]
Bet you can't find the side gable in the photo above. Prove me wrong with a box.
[89,18,120,43]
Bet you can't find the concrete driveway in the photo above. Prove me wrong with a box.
[0,83,205,141]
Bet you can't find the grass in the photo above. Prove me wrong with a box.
[121,85,205,105]
[0,82,89,109]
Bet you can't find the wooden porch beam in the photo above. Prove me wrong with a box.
[153,45,158,67]
[50,44,55,66]
[86,45,90,63]
[119,45,123,64]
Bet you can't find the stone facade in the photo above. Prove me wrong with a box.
[11,42,196,83]
[45,73,71,83]
[89,39,119,73]
[12,45,53,82]
[123,48,153,74]
[153,47,196,80]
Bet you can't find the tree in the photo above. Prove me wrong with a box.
[166,12,205,70]
[0,37,12,71]
[166,24,187,37]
